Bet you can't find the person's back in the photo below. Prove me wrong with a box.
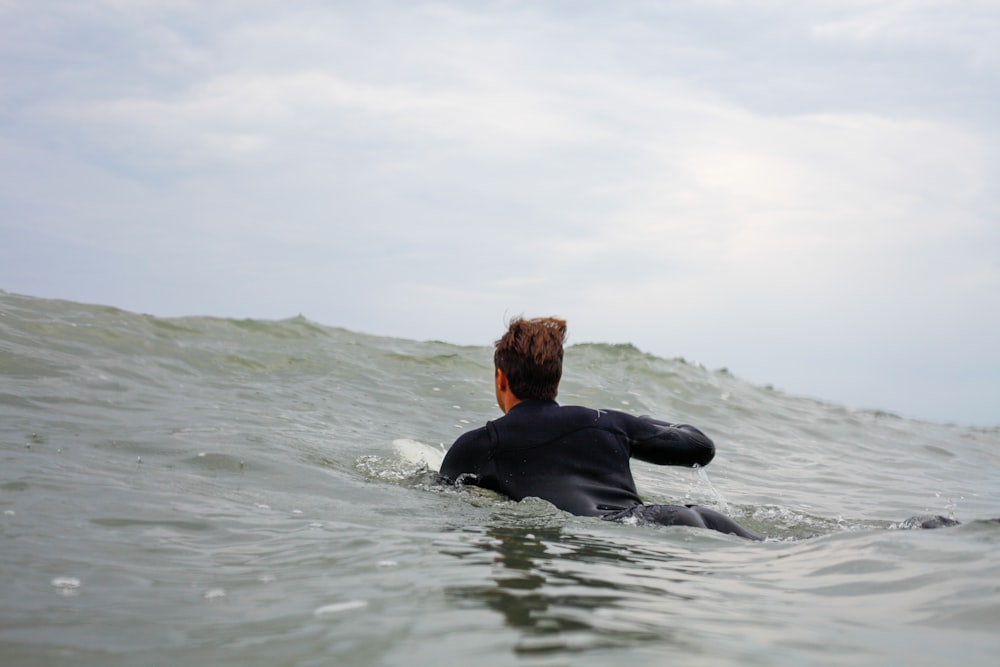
[441,398,716,516]
[486,400,639,515]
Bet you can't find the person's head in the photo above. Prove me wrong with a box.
[493,316,567,409]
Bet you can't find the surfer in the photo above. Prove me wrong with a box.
[439,316,763,540]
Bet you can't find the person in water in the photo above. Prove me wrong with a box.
[439,316,762,540]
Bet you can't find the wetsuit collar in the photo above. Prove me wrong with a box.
[507,398,559,413]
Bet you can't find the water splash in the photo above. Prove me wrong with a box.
[692,465,730,513]
[51,577,81,596]
[203,588,227,601]
[314,600,368,617]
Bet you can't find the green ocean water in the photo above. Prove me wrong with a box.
[2,290,999,666]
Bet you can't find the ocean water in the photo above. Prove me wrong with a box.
[1,290,998,666]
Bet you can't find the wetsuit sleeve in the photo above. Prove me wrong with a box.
[628,416,716,467]
[438,426,491,485]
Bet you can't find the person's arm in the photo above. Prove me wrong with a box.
[438,426,491,485]
[628,415,716,467]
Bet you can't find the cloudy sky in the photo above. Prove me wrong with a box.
[1,0,998,425]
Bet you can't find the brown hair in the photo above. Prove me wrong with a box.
[493,316,567,400]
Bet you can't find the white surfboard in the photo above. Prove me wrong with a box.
[392,438,446,471]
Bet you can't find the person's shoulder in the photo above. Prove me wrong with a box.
[557,404,637,424]
[451,421,496,451]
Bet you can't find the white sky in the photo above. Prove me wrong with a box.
[1,0,998,425]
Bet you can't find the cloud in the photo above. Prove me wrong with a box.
[1,0,998,423]
[811,0,1000,65]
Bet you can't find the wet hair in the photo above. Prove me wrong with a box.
[493,316,567,400]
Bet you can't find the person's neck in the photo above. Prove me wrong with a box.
[499,394,522,414]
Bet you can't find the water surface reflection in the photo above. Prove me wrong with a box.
[444,522,719,656]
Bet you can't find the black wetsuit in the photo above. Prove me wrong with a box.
[439,399,761,539]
